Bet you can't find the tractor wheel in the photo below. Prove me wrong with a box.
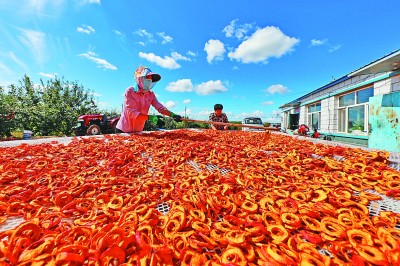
[87,124,101,135]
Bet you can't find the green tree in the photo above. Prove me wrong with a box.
[37,77,97,136]
[1,75,98,137]
[0,86,18,138]
[100,107,121,120]
[143,120,158,131]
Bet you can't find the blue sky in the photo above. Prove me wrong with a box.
[0,0,399,122]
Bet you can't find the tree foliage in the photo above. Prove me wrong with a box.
[0,86,18,138]
[0,75,98,137]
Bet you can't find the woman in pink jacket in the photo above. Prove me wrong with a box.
[116,66,182,133]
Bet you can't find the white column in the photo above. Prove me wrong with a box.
[321,96,338,133]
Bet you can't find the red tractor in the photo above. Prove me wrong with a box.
[72,114,120,136]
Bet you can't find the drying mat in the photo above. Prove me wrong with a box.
[1,134,400,248]
[0,133,131,148]
[1,161,400,261]
[0,216,25,234]
[0,136,74,148]
[388,153,400,171]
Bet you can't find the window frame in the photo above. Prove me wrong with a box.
[337,86,373,134]
[307,102,321,130]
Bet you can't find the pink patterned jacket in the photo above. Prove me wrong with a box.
[116,87,167,132]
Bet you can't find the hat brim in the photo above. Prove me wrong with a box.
[148,73,161,82]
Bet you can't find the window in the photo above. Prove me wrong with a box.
[339,92,355,107]
[338,87,373,134]
[307,102,321,130]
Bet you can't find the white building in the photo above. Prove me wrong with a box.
[280,49,400,151]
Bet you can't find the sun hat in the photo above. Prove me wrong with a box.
[134,66,161,82]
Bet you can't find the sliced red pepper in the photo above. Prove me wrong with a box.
[386,189,400,197]
[352,254,366,266]
[18,237,55,263]
[280,198,298,213]
[300,230,323,245]
[100,245,125,265]
[54,191,73,208]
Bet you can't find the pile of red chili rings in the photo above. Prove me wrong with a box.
[1,130,400,265]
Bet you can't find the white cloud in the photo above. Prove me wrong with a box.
[265,110,282,123]
[18,28,47,66]
[77,0,101,5]
[113,30,123,36]
[183,99,191,104]
[265,84,289,94]
[196,110,213,118]
[309,38,341,52]
[85,0,101,4]
[134,29,155,44]
[78,51,117,70]
[138,52,181,69]
[204,39,225,64]
[228,26,299,64]
[138,42,146,46]
[77,25,95,34]
[96,101,110,108]
[13,0,65,16]
[8,51,28,72]
[187,50,196,57]
[0,80,14,89]
[194,80,228,95]
[223,21,235,38]
[310,39,327,46]
[272,110,281,116]
[262,101,274,105]
[171,52,191,61]
[329,44,342,52]
[238,110,266,119]
[265,117,281,123]
[0,63,13,76]
[164,100,176,109]
[166,79,193,92]
[157,32,173,44]
[164,79,229,96]
[136,29,152,37]
[113,30,125,41]
[223,19,254,40]
[39,72,56,78]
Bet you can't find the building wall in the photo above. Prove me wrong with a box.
[282,112,287,128]
[299,73,396,136]
[299,73,388,105]
[374,78,391,95]
[278,46,400,151]
[321,97,338,133]
[281,110,289,129]
[299,106,307,125]
[280,69,400,150]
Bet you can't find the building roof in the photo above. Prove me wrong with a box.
[349,49,400,76]
[280,48,400,108]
